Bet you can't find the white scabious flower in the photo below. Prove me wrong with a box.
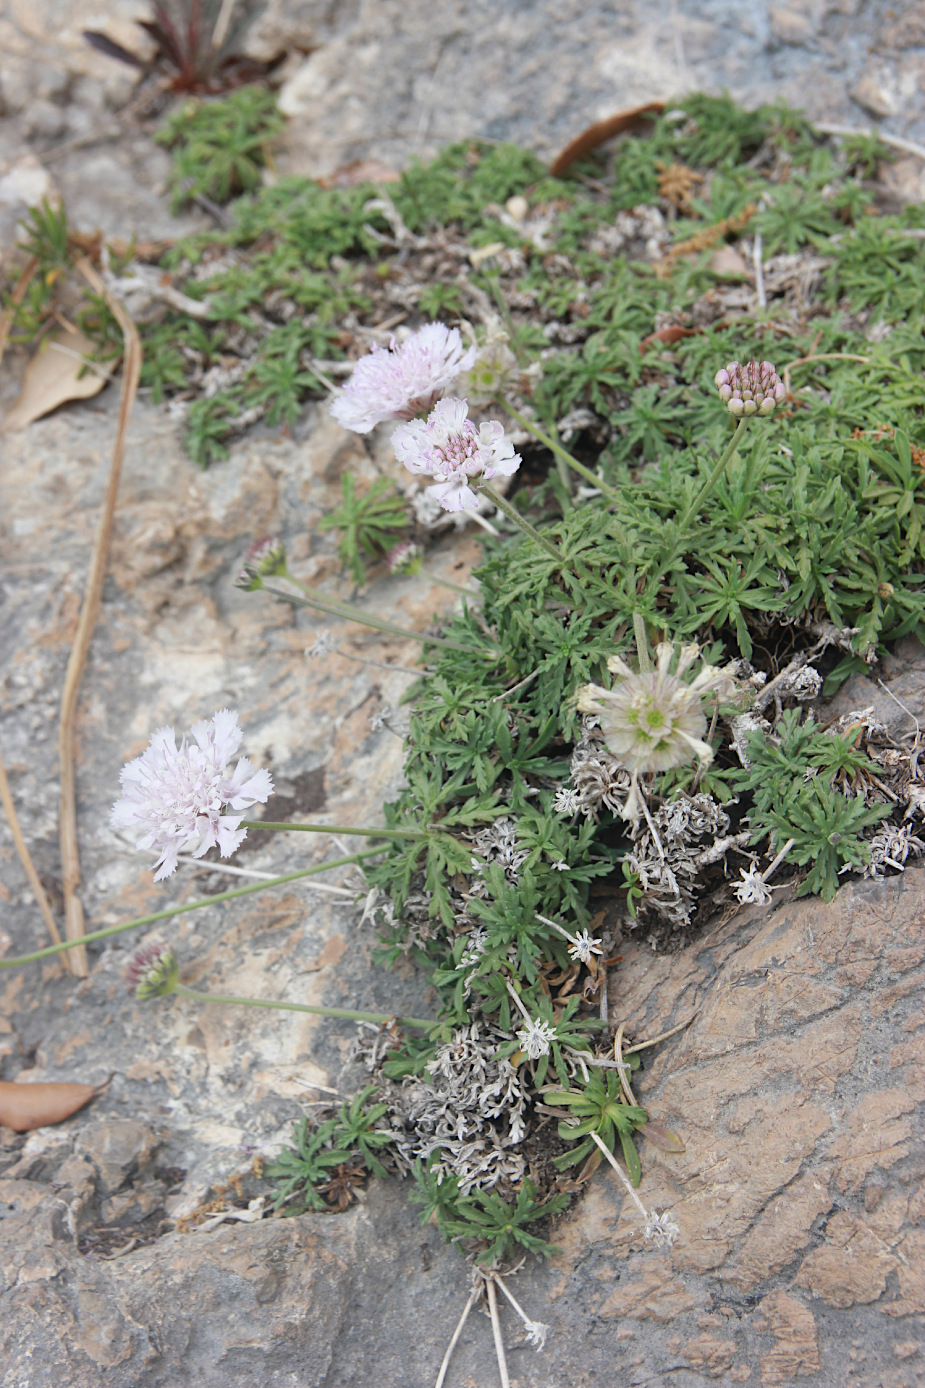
[330,323,476,434]
[576,643,740,775]
[516,1016,557,1060]
[393,397,521,512]
[112,710,273,881]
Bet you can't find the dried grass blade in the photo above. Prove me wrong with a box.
[0,748,66,966]
[57,256,142,977]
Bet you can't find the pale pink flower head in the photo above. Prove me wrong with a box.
[392,397,521,512]
[330,323,476,434]
[111,709,273,881]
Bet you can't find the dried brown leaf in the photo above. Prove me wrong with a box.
[643,1121,686,1153]
[0,1079,101,1132]
[2,328,109,432]
[549,102,665,178]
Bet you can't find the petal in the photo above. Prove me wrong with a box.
[430,396,470,435]
[606,654,635,680]
[210,709,242,764]
[428,479,481,512]
[392,419,435,474]
[226,764,274,808]
[216,816,246,857]
[677,730,715,764]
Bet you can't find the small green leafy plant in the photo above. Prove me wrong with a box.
[319,476,411,584]
[157,86,285,209]
[268,1087,394,1212]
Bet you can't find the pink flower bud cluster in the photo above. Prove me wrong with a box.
[714,361,785,418]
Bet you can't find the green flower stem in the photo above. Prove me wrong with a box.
[264,580,490,657]
[0,851,384,971]
[504,401,621,504]
[241,820,430,840]
[676,417,749,535]
[423,573,481,599]
[174,985,433,1030]
[632,612,652,674]
[480,485,569,569]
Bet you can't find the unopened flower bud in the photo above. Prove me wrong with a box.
[714,361,785,418]
[387,541,423,576]
[125,943,179,1000]
[234,536,287,591]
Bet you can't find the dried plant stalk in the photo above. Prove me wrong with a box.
[0,748,66,965]
[57,257,142,977]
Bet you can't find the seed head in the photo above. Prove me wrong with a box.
[576,643,741,776]
[454,326,520,408]
[125,943,179,1000]
[516,1016,557,1060]
[714,360,785,418]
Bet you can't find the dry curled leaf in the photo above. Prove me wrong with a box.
[0,1079,102,1132]
[550,102,665,178]
[643,1120,686,1153]
[2,327,110,432]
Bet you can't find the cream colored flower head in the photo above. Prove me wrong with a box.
[576,642,740,776]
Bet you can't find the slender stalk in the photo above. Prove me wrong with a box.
[621,1010,698,1055]
[0,851,384,970]
[264,580,489,657]
[241,820,430,840]
[504,401,621,503]
[485,1276,512,1388]
[423,572,481,599]
[0,745,65,958]
[676,417,748,535]
[632,612,652,674]
[434,1291,477,1388]
[174,985,433,1030]
[480,485,569,568]
[589,1130,649,1218]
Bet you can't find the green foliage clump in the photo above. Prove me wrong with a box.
[411,1163,569,1265]
[731,710,892,899]
[268,1087,393,1213]
[156,86,284,209]
[319,475,411,584]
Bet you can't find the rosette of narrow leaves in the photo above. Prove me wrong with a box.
[319,475,411,585]
[766,781,890,901]
[268,1087,394,1211]
[546,1070,648,1186]
[437,1179,570,1266]
[267,1115,354,1212]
